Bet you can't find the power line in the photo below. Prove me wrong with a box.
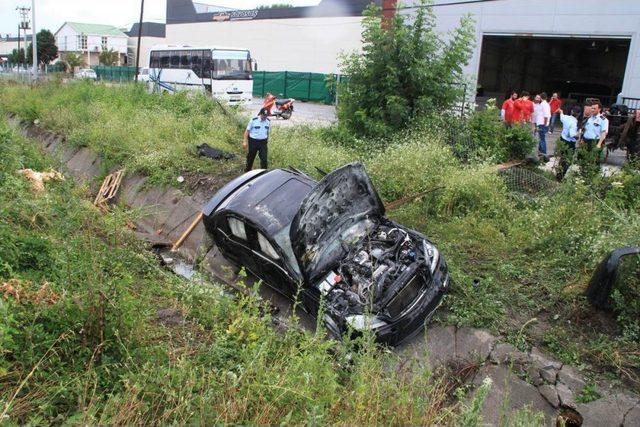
[383,0,506,11]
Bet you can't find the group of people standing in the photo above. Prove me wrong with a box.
[501,91,563,156]
[501,91,609,178]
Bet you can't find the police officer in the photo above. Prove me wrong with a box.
[243,108,271,172]
[582,100,609,149]
[578,100,609,177]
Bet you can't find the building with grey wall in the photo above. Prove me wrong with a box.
[403,0,640,105]
[164,0,380,74]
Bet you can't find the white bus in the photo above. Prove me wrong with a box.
[148,46,254,105]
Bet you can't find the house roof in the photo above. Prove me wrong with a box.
[59,22,128,37]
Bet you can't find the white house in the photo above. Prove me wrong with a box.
[55,22,128,66]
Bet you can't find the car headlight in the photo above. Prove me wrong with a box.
[346,315,387,331]
[422,240,440,274]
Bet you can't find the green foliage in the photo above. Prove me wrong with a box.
[0,117,470,425]
[0,82,241,185]
[98,49,119,66]
[465,99,536,162]
[337,0,475,137]
[61,52,85,70]
[25,30,59,65]
[8,48,26,65]
[576,382,602,404]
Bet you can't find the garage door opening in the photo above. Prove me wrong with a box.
[477,35,631,106]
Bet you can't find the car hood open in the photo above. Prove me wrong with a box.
[289,162,385,284]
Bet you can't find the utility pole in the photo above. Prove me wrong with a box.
[32,0,38,77]
[16,6,30,71]
[17,24,21,67]
[134,0,145,83]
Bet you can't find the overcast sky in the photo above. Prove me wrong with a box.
[1,0,321,36]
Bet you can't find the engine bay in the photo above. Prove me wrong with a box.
[317,220,438,322]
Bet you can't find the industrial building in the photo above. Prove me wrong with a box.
[164,0,379,73]
[162,0,640,105]
[402,0,640,105]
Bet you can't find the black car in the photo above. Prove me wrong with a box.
[202,163,449,345]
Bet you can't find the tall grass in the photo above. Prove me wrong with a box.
[2,81,639,392]
[0,116,471,424]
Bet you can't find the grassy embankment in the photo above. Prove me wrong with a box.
[0,113,522,424]
[1,81,639,396]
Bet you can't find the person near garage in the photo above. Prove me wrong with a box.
[578,100,609,177]
[501,90,518,127]
[549,92,563,133]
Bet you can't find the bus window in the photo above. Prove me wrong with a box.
[160,51,170,68]
[202,50,212,77]
[150,51,160,68]
[180,51,190,69]
[170,51,180,68]
[191,51,203,75]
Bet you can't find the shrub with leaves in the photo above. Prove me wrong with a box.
[337,0,475,138]
[465,99,536,162]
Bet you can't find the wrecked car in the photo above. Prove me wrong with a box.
[202,163,449,345]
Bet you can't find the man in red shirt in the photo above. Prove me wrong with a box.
[514,91,534,125]
[501,90,518,127]
[548,92,562,133]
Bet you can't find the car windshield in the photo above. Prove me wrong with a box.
[211,50,251,80]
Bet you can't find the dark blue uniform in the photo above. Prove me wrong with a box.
[245,116,271,172]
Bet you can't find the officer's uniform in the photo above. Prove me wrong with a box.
[578,113,609,177]
[582,113,609,147]
[245,116,271,172]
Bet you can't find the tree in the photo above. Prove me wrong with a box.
[8,48,25,65]
[61,52,85,72]
[337,0,476,137]
[25,29,59,66]
[99,49,119,66]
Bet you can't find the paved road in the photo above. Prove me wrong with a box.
[244,99,337,128]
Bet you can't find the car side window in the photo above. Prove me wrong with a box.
[228,217,247,240]
[258,232,280,260]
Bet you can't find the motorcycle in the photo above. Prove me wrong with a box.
[262,92,294,120]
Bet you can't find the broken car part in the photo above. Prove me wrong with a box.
[587,246,640,309]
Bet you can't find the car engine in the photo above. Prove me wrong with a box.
[317,220,438,322]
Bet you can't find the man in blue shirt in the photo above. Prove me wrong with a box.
[555,106,580,179]
[578,100,609,177]
[243,108,271,172]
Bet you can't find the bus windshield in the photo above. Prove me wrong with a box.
[212,50,251,80]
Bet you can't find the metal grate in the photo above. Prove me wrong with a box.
[499,166,559,197]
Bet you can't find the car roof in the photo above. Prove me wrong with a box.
[218,169,316,236]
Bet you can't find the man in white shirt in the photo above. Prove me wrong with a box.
[533,92,552,156]
[555,106,581,179]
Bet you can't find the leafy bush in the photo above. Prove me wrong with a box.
[465,99,536,163]
[337,0,475,137]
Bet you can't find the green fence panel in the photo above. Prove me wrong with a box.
[92,66,137,82]
[252,71,338,104]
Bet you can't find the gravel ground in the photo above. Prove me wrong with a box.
[243,98,337,128]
